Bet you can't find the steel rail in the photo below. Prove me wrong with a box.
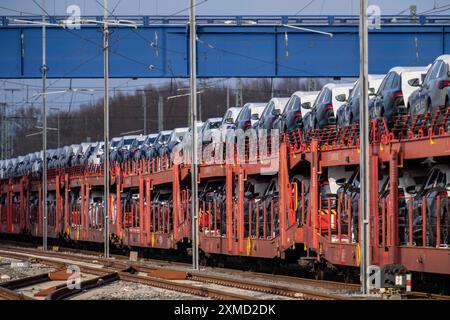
[407,292,450,300]
[0,286,33,300]
[0,250,259,300]
[0,273,50,290]
[4,244,450,300]
[0,244,359,294]
[47,272,119,300]
[187,272,349,300]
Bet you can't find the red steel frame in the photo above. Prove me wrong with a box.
[0,109,450,276]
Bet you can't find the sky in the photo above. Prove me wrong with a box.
[0,0,449,112]
[0,0,447,16]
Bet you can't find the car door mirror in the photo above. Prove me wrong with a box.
[408,78,420,87]
[251,113,260,121]
[271,109,281,116]
[335,94,347,102]
[301,102,311,109]
[336,178,346,186]
[368,87,376,96]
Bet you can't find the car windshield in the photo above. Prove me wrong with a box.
[111,140,120,148]
[124,139,134,146]
[175,131,186,140]
[131,140,139,148]
[160,134,171,143]
[209,121,221,129]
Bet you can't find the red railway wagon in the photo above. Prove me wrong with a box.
[1,107,450,287]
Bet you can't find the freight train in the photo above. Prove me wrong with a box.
[2,56,450,294]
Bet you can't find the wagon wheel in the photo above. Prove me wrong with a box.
[314,261,325,280]
[344,268,354,284]
[315,268,325,281]
[199,253,208,267]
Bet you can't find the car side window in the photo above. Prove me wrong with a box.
[315,88,330,106]
[237,106,250,121]
[262,101,274,118]
[438,61,448,78]
[436,171,446,187]
[285,96,294,112]
[432,61,443,80]
[292,96,301,111]
[424,169,437,190]
[391,73,401,89]
[350,82,360,99]
[424,61,441,83]
[384,72,395,90]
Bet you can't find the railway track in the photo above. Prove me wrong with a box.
[3,243,450,300]
[0,241,359,293]
[406,292,450,300]
[0,286,31,300]
[0,245,351,300]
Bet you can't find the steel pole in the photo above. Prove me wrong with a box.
[103,0,110,259]
[57,111,60,148]
[226,84,230,108]
[142,91,147,135]
[41,0,48,252]
[189,0,199,270]
[359,0,370,295]
[158,95,163,132]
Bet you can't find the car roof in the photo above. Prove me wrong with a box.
[136,135,146,141]
[389,66,430,75]
[323,82,355,90]
[173,127,189,133]
[207,117,223,123]
[269,97,290,108]
[436,54,450,64]
[226,107,242,112]
[292,91,320,98]
[122,135,139,140]
[243,102,267,109]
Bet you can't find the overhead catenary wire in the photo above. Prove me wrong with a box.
[294,0,317,15]
[419,3,450,15]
